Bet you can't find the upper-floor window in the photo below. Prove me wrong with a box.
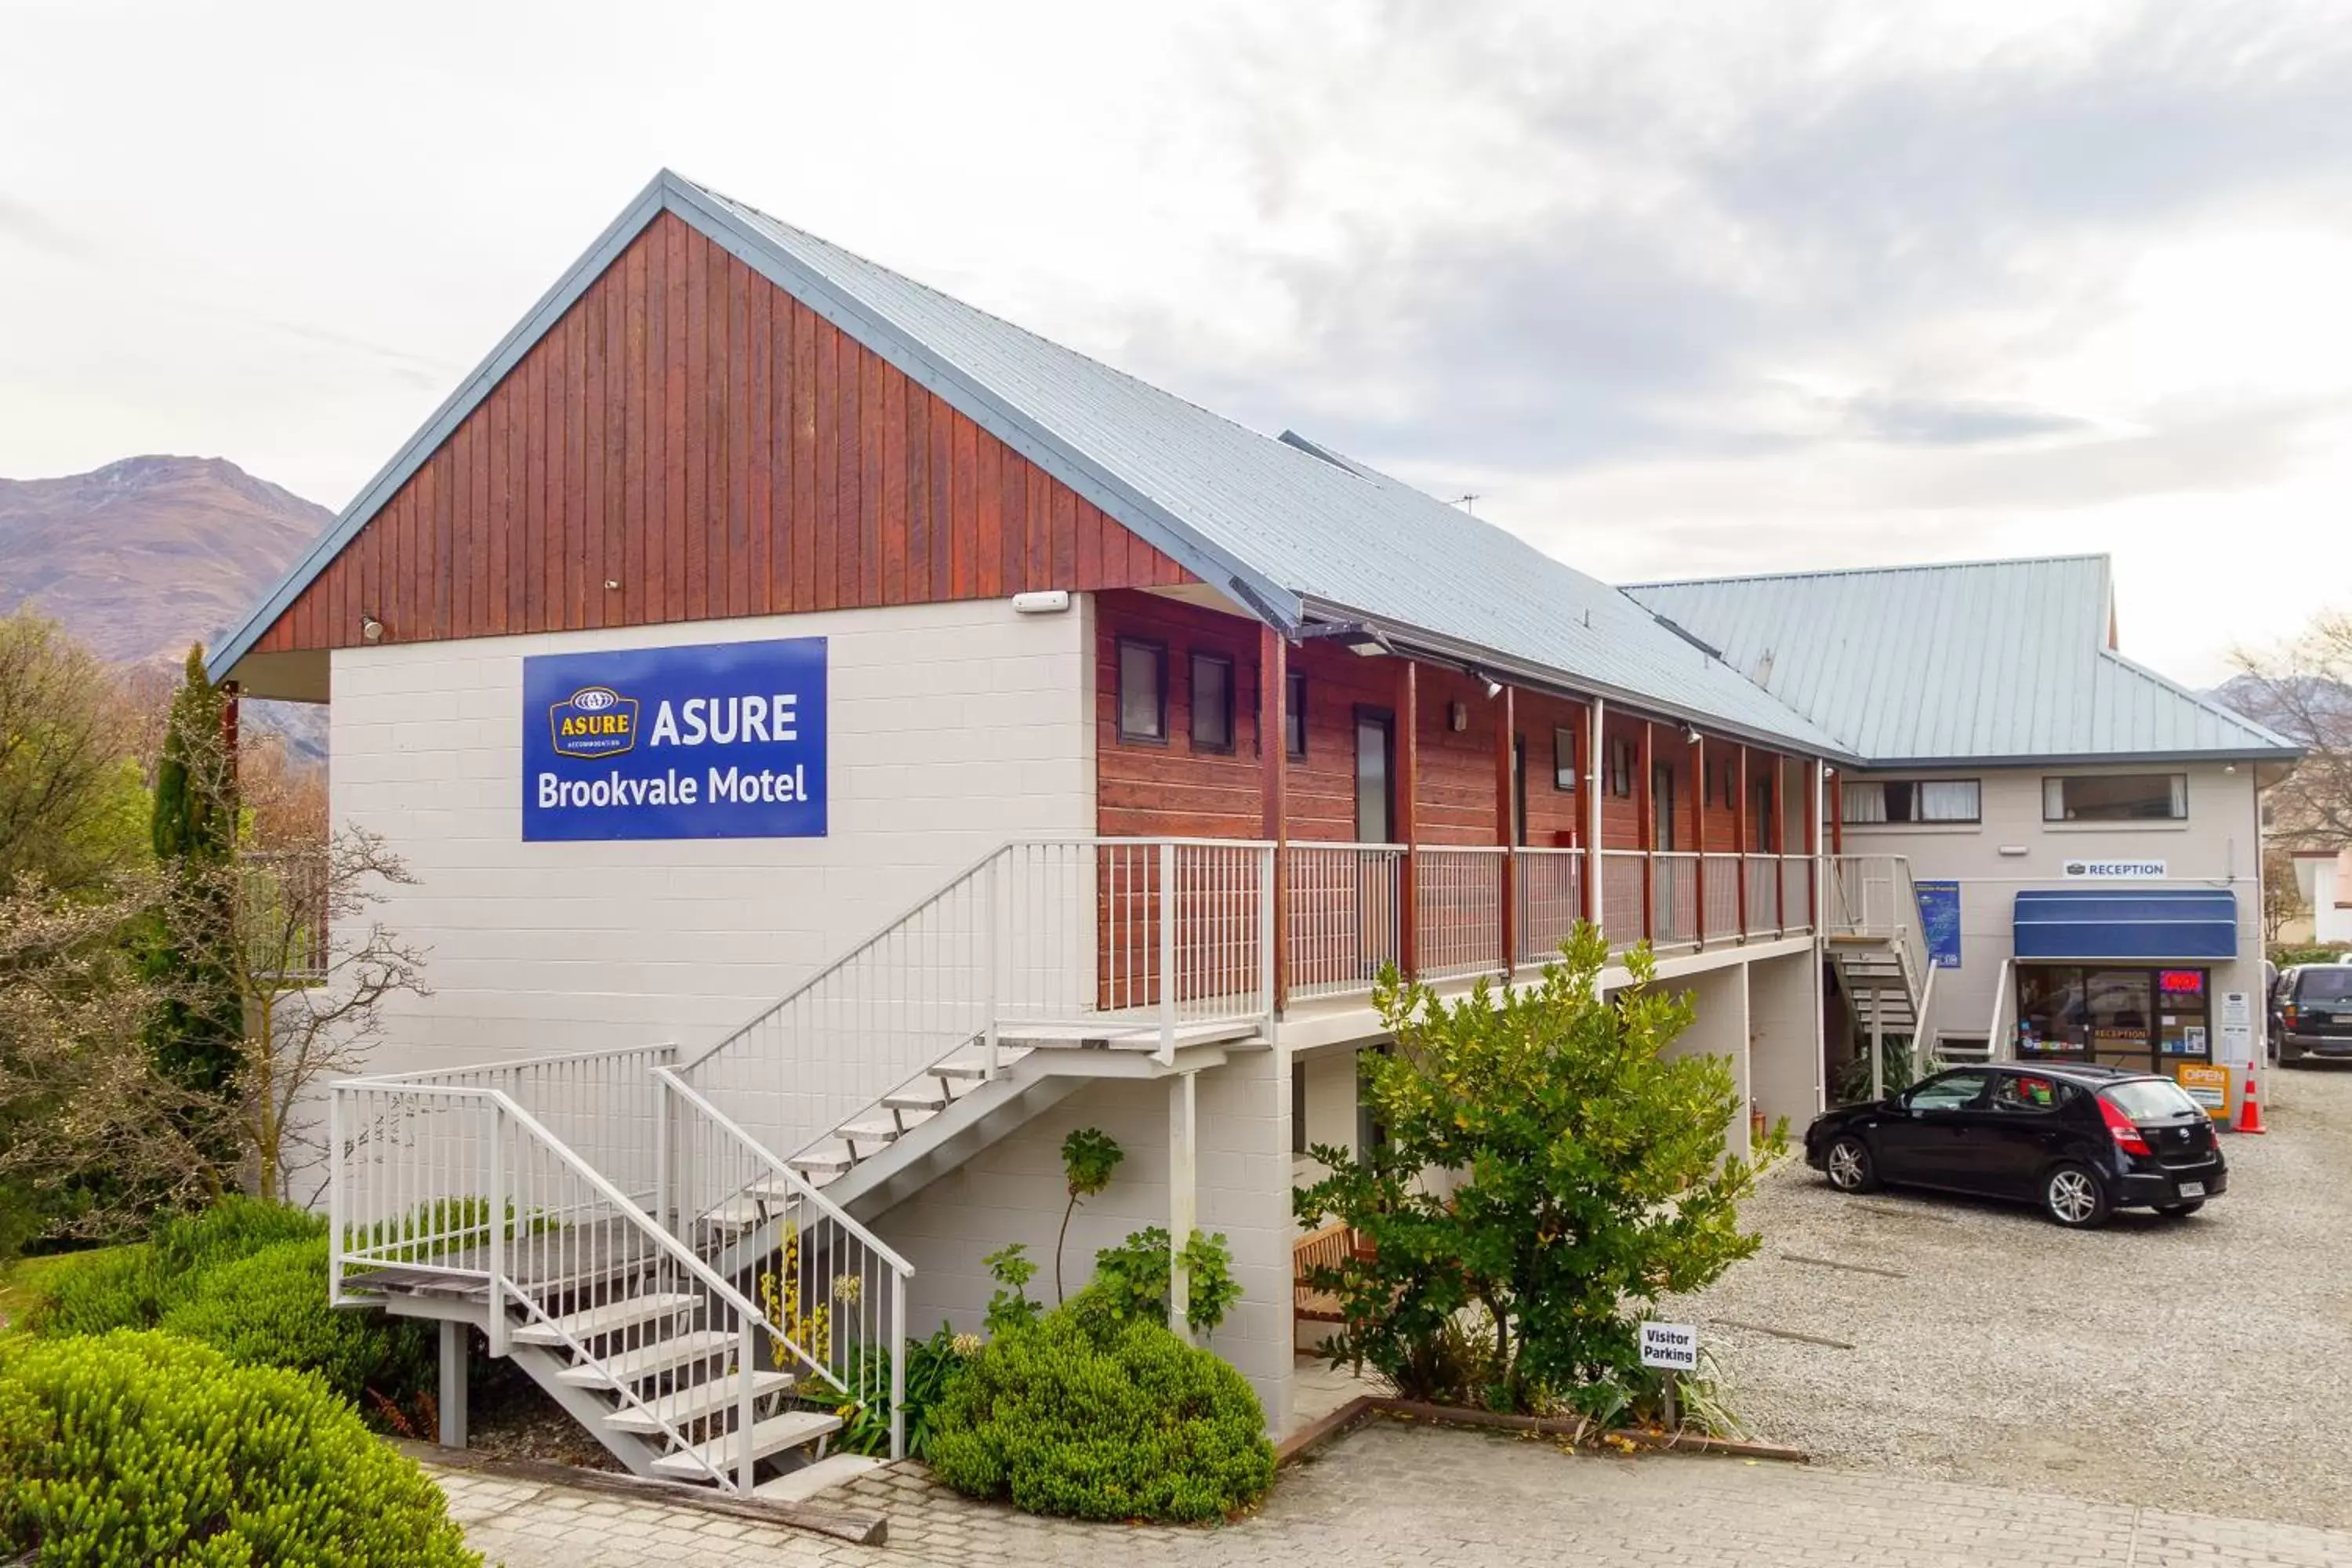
[1606,736,1635,797]
[1190,652,1234,753]
[2043,773,2187,822]
[1117,638,1167,743]
[1552,726,1577,791]
[1286,671,1308,758]
[1843,779,1981,825]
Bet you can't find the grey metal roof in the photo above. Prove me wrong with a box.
[1625,556,2299,765]
[210,170,1842,757]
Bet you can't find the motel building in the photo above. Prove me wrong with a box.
[207,172,2290,1495]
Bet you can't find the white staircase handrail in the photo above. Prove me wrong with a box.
[332,1076,778,1492]
[1986,955,2016,1061]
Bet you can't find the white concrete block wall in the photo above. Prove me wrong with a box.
[1749,950,1824,1131]
[1841,764,2269,1053]
[876,1053,1294,1435]
[328,597,1094,1074]
[1661,964,1751,1161]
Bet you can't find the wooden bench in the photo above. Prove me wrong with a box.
[1293,1221,1366,1327]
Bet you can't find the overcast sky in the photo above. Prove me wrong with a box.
[4,0,2347,686]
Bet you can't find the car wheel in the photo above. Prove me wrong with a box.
[2154,1200,2205,1218]
[1824,1135,1878,1194]
[2042,1163,2111,1229]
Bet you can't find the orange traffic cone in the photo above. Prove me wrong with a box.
[2235,1067,2268,1135]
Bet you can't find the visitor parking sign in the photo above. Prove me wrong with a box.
[521,638,829,841]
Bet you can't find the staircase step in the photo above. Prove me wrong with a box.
[649,1408,845,1481]
[554,1329,739,1388]
[789,1144,855,1178]
[881,1087,949,1112]
[837,1120,902,1147]
[746,1174,808,1202]
[931,1047,1030,1081]
[513,1292,699,1348]
[604,1369,797,1434]
[754,1452,882,1503]
[694,1197,769,1233]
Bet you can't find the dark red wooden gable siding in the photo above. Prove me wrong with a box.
[253,211,1189,655]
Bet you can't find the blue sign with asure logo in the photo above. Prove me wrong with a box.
[1915,879,1962,970]
[521,638,827,841]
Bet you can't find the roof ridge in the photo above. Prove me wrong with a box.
[1625,552,2111,591]
[683,176,1345,484]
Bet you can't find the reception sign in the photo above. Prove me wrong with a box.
[1914,880,1962,970]
[522,638,828,841]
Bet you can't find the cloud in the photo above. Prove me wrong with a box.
[0,194,92,260]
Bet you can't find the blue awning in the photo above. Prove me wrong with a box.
[2013,889,2238,963]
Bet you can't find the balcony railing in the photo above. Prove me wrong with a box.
[1279,844,1819,1005]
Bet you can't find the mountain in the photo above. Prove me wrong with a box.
[0,455,335,758]
[0,455,332,664]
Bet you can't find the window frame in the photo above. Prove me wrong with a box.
[1553,726,1577,792]
[1286,671,1308,760]
[2042,772,2188,824]
[1115,637,1169,745]
[1189,651,1236,754]
[1607,736,1634,797]
[1842,777,1984,826]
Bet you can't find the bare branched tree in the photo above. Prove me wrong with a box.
[2232,611,2352,848]
[0,875,227,1238]
[2263,847,2307,945]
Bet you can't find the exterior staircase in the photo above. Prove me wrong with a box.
[1824,855,1941,1091]
[328,837,1276,1497]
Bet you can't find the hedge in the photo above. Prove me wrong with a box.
[929,1309,1274,1523]
[158,1237,430,1406]
[0,1330,478,1566]
[28,1199,325,1338]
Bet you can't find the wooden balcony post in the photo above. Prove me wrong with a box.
[1398,660,1420,980]
[1258,625,1290,1011]
[1638,719,1656,942]
[1692,731,1708,947]
[1495,683,1515,976]
[1735,743,1751,940]
[1806,758,1824,931]
[1583,698,1605,930]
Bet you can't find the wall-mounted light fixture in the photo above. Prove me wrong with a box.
[360,614,386,644]
[1682,724,1700,744]
[1342,629,1390,657]
[1012,590,1072,615]
[604,579,622,591]
[1447,701,1470,732]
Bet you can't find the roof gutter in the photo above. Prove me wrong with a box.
[1297,597,1862,766]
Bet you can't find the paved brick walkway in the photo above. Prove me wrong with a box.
[435,1418,2352,1567]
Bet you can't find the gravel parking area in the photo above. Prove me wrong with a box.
[1668,1064,2352,1531]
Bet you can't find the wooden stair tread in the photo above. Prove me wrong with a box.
[648,1408,844,1479]
[554,1329,737,1388]
[513,1292,699,1347]
[604,1369,796,1434]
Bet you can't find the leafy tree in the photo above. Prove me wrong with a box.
[1294,924,1777,1416]
[0,609,148,896]
[1054,1126,1123,1302]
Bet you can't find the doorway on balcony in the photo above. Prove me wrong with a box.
[1652,759,1679,940]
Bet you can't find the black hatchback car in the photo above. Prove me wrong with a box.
[1804,1063,2227,1229]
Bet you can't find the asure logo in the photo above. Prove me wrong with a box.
[549,685,640,760]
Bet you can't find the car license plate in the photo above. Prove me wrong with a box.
[2178,1181,2205,1199]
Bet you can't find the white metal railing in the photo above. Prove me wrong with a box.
[1984,956,2016,1062]
[1780,856,1816,934]
[1600,851,1647,949]
[1742,853,1784,935]
[1827,853,1929,1012]
[1285,844,1404,1000]
[1417,847,1508,981]
[652,1068,911,1460]
[328,1072,788,1490]
[681,839,1275,1161]
[1514,848,1584,966]
[1651,853,1700,947]
[1700,854,1742,942]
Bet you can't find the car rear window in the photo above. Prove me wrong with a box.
[2102,1079,2203,1120]
[2298,970,2352,1002]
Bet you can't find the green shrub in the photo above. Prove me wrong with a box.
[0,1330,479,1566]
[24,1246,158,1337]
[159,1236,430,1405]
[831,1322,973,1461]
[150,1196,325,1280]
[929,1310,1273,1523]
[1073,1226,1243,1340]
